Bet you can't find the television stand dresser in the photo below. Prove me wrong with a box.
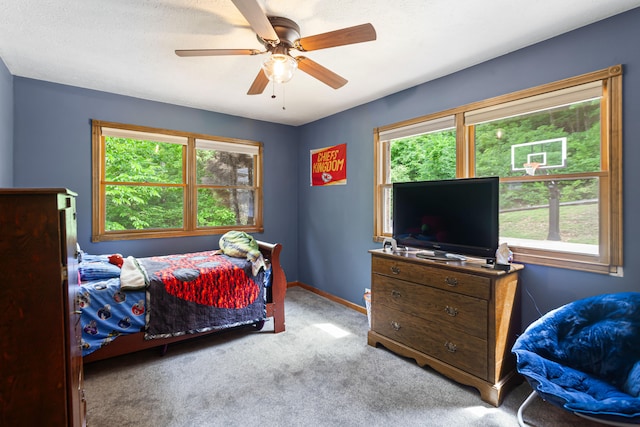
[367,249,523,407]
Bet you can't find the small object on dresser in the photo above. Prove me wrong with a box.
[495,243,512,271]
[382,237,397,252]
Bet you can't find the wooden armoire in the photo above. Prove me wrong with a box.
[0,188,86,426]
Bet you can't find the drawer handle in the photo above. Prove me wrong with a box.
[391,290,401,299]
[444,306,458,317]
[390,321,401,331]
[391,266,401,275]
[444,341,457,353]
[445,276,458,287]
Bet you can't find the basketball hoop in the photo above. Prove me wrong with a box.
[523,162,540,176]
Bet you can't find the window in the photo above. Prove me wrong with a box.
[374,115,457,235]
[92,121,263,241]
[374,65,623,274]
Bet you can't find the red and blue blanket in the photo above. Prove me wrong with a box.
[79,251,267,356]
[142,251,266,339]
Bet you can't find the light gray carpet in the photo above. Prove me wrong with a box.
[84,287,604,427]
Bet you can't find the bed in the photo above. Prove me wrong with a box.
[79,240,286,363]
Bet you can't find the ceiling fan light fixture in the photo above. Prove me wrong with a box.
[176,1,376,96]
[261,53,298,83]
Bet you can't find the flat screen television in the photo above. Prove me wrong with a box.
[392,177,499,260]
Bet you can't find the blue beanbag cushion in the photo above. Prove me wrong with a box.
[513,292,640,421]
[624,361,640,397]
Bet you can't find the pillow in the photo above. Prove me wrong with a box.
[78,260,121,281]
[80,254,111,263]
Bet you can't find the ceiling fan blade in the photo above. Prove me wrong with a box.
[296,23,376,51]
[247,69,269,95]
[296,57,347,89]
[175,48,261,57]
[231,0,279,43]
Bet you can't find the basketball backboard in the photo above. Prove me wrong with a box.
[511,137,567,174]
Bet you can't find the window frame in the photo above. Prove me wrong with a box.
[92,120,263,242]
[374,65,623,274]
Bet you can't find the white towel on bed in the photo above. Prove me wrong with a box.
[120,256,149,290]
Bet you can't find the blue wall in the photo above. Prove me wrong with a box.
[0,58,13,187]
[12,78,299,279]
[6,8,640,330]
[297,8,640,327]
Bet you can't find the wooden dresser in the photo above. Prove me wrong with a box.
[367,249,522,406]
[0,189,86,426]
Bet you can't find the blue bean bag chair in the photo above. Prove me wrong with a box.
[512,292,640,426]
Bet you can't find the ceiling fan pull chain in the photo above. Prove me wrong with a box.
[282,85,286,110]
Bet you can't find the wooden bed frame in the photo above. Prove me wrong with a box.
[83,241,286,363]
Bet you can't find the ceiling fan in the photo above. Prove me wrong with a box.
[175,0,377,95]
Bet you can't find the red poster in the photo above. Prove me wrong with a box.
[310,143,347,186]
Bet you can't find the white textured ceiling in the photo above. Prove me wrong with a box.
[1,0,639,126]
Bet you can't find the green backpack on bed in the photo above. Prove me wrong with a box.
[218,231,266,275]
[219,231,260,260]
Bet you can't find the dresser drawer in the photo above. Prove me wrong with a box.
[373,306,488,379]
[372,274,487,339]
[372,256,490,300]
